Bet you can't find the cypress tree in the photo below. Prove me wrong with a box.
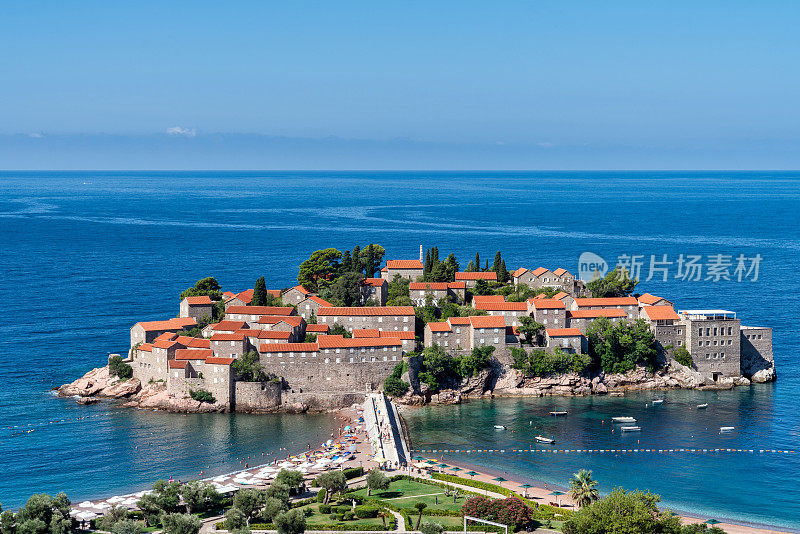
[364,244,376,277]
[499,259,510,283]
[466,260,475,272]
[492,251,502,273]
[474,252,480,272]
[252,276,267,306]
[425,250,432,275]
[352,245,361,273]
[432,246,440,265]
[342,250,352,272]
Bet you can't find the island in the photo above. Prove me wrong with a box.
[60,244,776,413]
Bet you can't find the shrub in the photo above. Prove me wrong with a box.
[420,521,445,534]
[273,508,306,534]
[342,467,364,480]
[343,511,355,521]
[318,505,331,514]
[160,513,201,534]
[316,491,328,505]
[383,375,410,397]
[189,389,216,404]
[109,355,133,380]
[673,347,694,368]
[354,506,379,519]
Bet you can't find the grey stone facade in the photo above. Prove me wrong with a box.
[680,310,741,380]
[317,306,415,333]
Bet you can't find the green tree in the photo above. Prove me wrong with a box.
[587,317,658,374]
[261,498,288,523]
[273,509,306,534]
[673,347,694,368]
[110,519,144,534]
[518,316,545,345]
[387,275,412,306]
[562,488,682,534]
[366,470,390,496]
[459,346,494,377]
[108,355,133,380]
[223,508,247,532]
[160,514,201,534]
[179,277,222,300]
[329,271,365,306]
[569,469,600,509]
[491,251,502,273]
[420,522,444,534]
[297,249,342,292]
[265,483,291,507]
[275,470,304,491]
[473,279,493,296]
[474,252,480,271]
[341,250,353,272]
[360,244,386,277]
[189,389,216,404]
[1,510,16,534]
[233,489,266,525]
[413,503,427,530]
[136,494,163,526]
[315,471,347,504]
[96,506,128,532]
[252,277,268,307]
[498,259,510,283]
[152,480,182,513]
[586,267,639,297]
[328,323,352,338]
[179,481,221,515]
[232,351,272,382]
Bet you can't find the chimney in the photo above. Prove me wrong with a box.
[419,245,423,262]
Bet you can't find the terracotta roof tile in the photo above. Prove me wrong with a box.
[257,315,304,327]
[361,278,386,287]
[317,306,415,316]
[638,293,667,305]
[567,309,627,319]
[529,299,566,310]
[175,349,212,360]
[235,289,254,303]
[428,322,452,332]
[317,335,402,349]
[308,295,333,307]
[226,306,294,316]
[287,285,312,295]
[469,315,506,328]
[152,339,180,349]
[186,338,211,348]
[574,297,638,307]
[168,360,187,369]
[136,317,196,332]
[455,272,498,281]
[552,291,569,300]
[184,295,213,305]
[136,343,153,352]
[641,305,680,321]
[305,324,330,333]
[546,328,583,337]
[352,329,381,338]
[386,260,424,269]
[472,295,506,305]
[447,317,471,325]
[260,343,319,353]
[552,268,570,277]
[206,357,235,365]
[475,301,528,311]
[379,330,415,339]
[212,320,247,331]
[512,268,529,278]
[210,333,246,341]
[266,289,282,298]
[531,267,550,277]
[155,332,178,342]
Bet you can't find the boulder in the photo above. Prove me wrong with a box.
[101,378,141,398]
[752,367,776,383]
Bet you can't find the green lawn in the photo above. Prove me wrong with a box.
[349,479,467,512]
[295,502,393,528]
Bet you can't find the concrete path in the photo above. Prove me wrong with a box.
[389,510,406,532]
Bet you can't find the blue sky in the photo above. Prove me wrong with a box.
[1,1,798,169]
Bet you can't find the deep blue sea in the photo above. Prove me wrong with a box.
[0,172,798,528]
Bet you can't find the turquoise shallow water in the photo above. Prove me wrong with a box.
[0,171,798,525]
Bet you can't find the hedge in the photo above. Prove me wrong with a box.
[343,467,364,480]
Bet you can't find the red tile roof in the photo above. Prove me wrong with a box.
[638,293,668,305]
[574,297,638,307]
[236,289,254,303]
[210,333,246,341]
[567,309,627,319]
[455,272,498,281]
[317,306,415,316]
[361,278,386,287]
[257,315,304,327]
[175,349,212,360]
[175,336,211,348]
[305,324,330,333]
[212,320,247,331]
[206,357,235,365]
[552,291,569,300]
[641,305,680,321]
[386,260,424,269]
[152,339,180,349]
[260,343,319,353]
[136,343,153,352]
[136,317,197,331]
[308,295,333,307]
[155,332,178,342]
[475,301,528,311]
[428,322,452,332]
[379,330,415,339]
[512,267,529,277]
[168,360,187,369]
[448,317,471,325]
[255,330,292,339]
[532,267,550,277]
[267,289,281,298]
[529,299,566,310]
[546,328,582,337]
[184,295,213,305]
[222,291,237,300]
[287,285,312,295]
[410,282,450,291]
[469,315,506,328]
[226,306,294,316]
[352,329,381,338]
[317,335,402,349]
[552,268,570,277]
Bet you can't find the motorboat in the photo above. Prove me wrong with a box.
[535,436,555,444]
[720,426,735,432]
[494,425,506,430]
[612,417,637,423]
[549,411,568,416]
[620,426,641,432]
[651,399,664,405]
[697,403,708,409]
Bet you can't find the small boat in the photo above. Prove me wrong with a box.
[651,399,664,405]
[621,426,641,432]
[535,436,555,444]
[549,411,568,416]
[612,417,637,423]
[494,425,506,430]
[697,403,708,409]
[720,426,735,432]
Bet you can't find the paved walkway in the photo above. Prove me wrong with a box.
[388,510,406,532]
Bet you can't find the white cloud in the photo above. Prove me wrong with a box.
[166,126,196,137]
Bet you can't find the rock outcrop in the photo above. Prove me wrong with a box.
[59,366,141,398]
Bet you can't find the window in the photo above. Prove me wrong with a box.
[698,328,703,336]
[378,317,383,323]
[383,346,388,351]
[336,358,340,363]
[324,358,330,363]
[403,316,409,323]
[493,338,499,343]
[480,338,485,344]
[456,328,461,333]
[403,326,408,331]
[543,309,548,315]
[728,327,732,335]
[713,327,718,335]
[677,329,682,335]
[444,341,448,346]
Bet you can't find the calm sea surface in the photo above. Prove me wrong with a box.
[0,172,798,528]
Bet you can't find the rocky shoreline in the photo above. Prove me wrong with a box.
[393,358,776,406]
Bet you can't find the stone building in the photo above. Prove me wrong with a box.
[238,328,292,347]
[380,260,424,281]
[679,310,741,381]
[565,308,627,333]
[206,320,247,336]
[639,305,683,364]
[225,289,254,307]
[361,278,388,306]
[473,298,528,326]
[281,285,313,306]
[409,281,466,305]
[317,306,415,333]
[454,271,497,288]
[296,295,333,321]
[225,305,296,323]
[572,297,639,320]
[255,315,306,341]
[528,298,567,328]
[740,326,774,378]
[545,328,586,354]
[511,268,535,287]
[210,332,249,360]
[130,317,197,347]
[179,296,214,320]
[353,329,417,352]
[637,293,674,307]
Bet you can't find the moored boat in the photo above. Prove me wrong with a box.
[697,403,708,409]
[494,425,506,430]
[549,411,568,416]
[621,426,641,432]
[720,426,735,432]
[612,416,637,423]
[535,436,555,444]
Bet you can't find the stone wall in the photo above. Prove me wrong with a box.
[740,327,774,380]
[234,381,282,412]
[264,356,399,394]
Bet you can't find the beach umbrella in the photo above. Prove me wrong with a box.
[438,463,450,469]
[493,477,507,486]
[465,471,479,478]
[450,466,462,472]
[548,490,565,507]
[704,519,721,525]
[519,484,533,498]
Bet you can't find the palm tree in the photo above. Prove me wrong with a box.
[569,469,599,508]
[414,502,427,529]
[377,509,391,530]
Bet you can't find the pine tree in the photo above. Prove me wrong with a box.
[466,260,475,272]
[492,251,502,273]
[475,252,480,272]
[499,259,510,283]
[252,276,267,306]
[352,245,361,273]
[342,250,352,272]
[484,259,489,271]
